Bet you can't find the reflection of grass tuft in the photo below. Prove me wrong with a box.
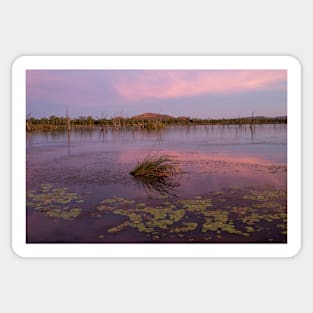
[130,155,181,196]
[130,155,180,179]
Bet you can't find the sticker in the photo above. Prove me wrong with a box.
[12,56,301,257]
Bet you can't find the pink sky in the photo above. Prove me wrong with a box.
[115,70,286,102]
[26,70,287,118]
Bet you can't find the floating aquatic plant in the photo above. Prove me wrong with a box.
[27,183,287,241]
[44,207,82,220]
[201,209,249,236]
[179,198,212,212]
[170,222,198,233]
[27,184,84,220]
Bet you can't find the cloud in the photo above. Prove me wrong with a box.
[114,70,287,102]
[26,70,287,118]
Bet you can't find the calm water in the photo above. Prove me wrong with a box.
[26,124,287,243]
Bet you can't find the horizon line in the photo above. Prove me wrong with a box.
[26,112,287,120]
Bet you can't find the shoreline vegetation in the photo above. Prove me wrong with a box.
[26,112,287,132]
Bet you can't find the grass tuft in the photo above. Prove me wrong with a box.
[130,155,180,179]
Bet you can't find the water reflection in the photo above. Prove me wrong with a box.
[26,124,287,243]
[67,130,71,155]
[250,125,255,142]
[26,124,287,192]
[26,132,33,147]
[132,175,180,197]
[27,124,287,148]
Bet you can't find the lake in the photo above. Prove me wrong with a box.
[26,124,287,243]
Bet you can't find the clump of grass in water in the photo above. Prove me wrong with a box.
[130,155,180,179]
[130,155,180,196]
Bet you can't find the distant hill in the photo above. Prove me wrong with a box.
[131,112,174,120]
[130,113,287,121]
[131,113,287,121]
